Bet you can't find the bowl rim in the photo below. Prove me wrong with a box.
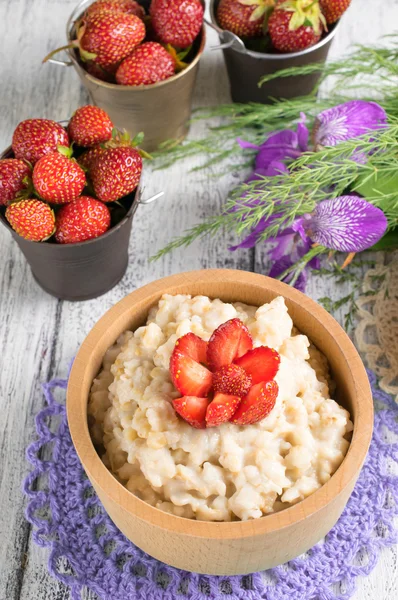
[67,269,373,539]
[66,0,206,91]
[209,0,340,60]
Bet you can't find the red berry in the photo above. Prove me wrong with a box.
[33,153,86,204]
[234,346,280,384]
[12,119,70,165]
[319,0,351,24]
[86,0,146,19]
[174,333,207,364]
[85,60,118,81]
[212,364,252,396]
[268,0,324,53]
[55,196,111,244]
[0,159,31,206]
[172,396,209,429]
[80,11,146,67]
[150,0,204,49]
[217,0,273,39]
[91,146,142,202]
[78,145,105,171]
[207,318,253,371]
[170,349,213,397]
[206,393,242,427]
[116,42,175,86]
[230,380,278,425]
[5,199,55,242]
[68,105,114,147]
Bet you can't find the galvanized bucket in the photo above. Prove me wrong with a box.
[0,143,163,301]
[47,0,206,151]
[209,0,339,103]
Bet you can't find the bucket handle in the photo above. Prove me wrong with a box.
[138,191,165,205]
[205,18,247,54]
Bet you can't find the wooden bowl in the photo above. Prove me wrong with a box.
[67,269,373,575]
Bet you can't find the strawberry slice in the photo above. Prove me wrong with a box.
[173,396,209,429]
[206,393,242,428]
[207,318,253,371]
[230,380,278,426]
[170,349,212,397]
[213,364,252,397]
[174,332,207,364]
[234,346,280,385]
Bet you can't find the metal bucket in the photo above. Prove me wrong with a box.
[0,144,163,301]
[46,0,206,151]
[209,0,339,103]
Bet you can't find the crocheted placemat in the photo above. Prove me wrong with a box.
[23,369,398,600]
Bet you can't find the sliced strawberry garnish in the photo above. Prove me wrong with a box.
[206,393,242,428]
[207,318,253,371]
[173,396,209,429]
[170,349,212,397]
[212,364,252,397]
[230,380,278,426]
[174,332,207,364]
[234,346,280,385]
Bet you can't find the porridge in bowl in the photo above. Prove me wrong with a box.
[88,294,353,522]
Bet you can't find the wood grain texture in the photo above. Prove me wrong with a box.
[0,0,396,597]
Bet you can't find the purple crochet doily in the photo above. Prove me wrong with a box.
[23,369,398,600]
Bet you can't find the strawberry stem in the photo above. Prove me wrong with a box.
[42,42,77,63]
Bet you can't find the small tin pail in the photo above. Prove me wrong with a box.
[209,0,339,104]
[46,0,206,151]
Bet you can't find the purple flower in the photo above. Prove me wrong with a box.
[303,195,388,252]
[313,101,387,147]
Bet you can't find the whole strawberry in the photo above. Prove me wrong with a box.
[319,0,351,24]
[12,119,70,165]
[0,159,32,206]
[268,0,326,52]
[217,0,275,39]
[44,12,146,68]
[86,0,146,18]
[55,196,111,244]
[68,105,114,147]
[33,153,86,204]
[150,0,204,49]
[5,199,55,241]
[91,146,142,201]
[116,42,175,86]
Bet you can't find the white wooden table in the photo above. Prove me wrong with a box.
[0,1,397,598]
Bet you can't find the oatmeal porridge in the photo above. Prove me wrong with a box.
[88,294,353,521]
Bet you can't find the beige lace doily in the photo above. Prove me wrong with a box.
[355,253,398,403]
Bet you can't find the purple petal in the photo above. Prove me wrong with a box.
[313,101,387,147]
[305,195,388,252]
[255,146,301,170]
[261,130,299,148]
[297,122,309,151]
[269,232,296,260]
[269,256,308,292]
[237,137,260,150]
[229,217,270,250]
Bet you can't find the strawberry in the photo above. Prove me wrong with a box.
[230,380,278,425]
[12,119,70,165]
[170,349,213,397]
[150,0,204,49]
[78,145,105,170]
[212,364,252,396]
[90,146,142,202]
[319,0,351,24]
[206,393,241,427]
[85,60,118,82]
[234,346,280,384]
[116,42,175,86]
[86,0,146,19]
[174,333,207,364]
[5,199,55,242]
[68,105,114,147]
[0,159,32,206]
[207,318,253,371]
[216,0,275,39]
[33,152,86,204]
[55,196,111,244]
[172,396,209,429]
[268,0,326,53]
[44,12,145,68]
